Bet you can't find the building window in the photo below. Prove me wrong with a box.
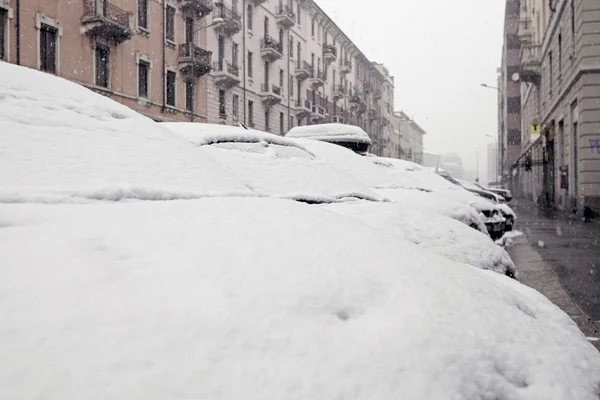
[289,36,294,57]
[280,112,284,134]
[265,108,270,131]
[311,18,315,37]
[0,8,6,60]
[233,94,239,119]
[279,68,284,87]
[558,33,562,76]
[185,81,194,111]
[571,0,575,49]
[95,45,109,87]
[247,5,253,31]
[40,24,58,74]
[548,51,553,94]
[138,60,150,98]
[166,5,175,42]
[248,100,254,127]
[218,89,226,119]
[138,0,148,30]
[297,3,301,25]
[290,115,295,129]
[248,51,253,77]
[232,42,239,66]
[290,75,294,97]
[166,70,176,106]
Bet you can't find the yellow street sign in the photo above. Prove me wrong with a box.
[530,123,541,136]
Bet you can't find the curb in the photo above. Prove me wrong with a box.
[508,235,600,351]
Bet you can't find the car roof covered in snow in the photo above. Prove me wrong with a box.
[1,197,599,399]
[0,63,255,203]
[286,123,372,145]
[162,123,381,203]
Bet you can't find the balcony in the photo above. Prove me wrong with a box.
[309,69,325,88]
[331,84,345,101]
[293,99,312,118]
[213,2,242,36]
[311,103,327,122]
[212,61,240,88]
[261,84,283,106]
[276,5,295,29]
[520,44,541,84]
[373,88,382,100]
[517,17,533,43]
[332,115,346,124]
[368,109,377,121]
[179,43,212,78]
[260,36,283,62]
[250,0,267,5]
[349,91,365,112]
[323,44,337,63]
[82,0,132,44]
[340,60,352,74]
[379,116,389,126]
[179,0,213,18]
[294,60,312,81]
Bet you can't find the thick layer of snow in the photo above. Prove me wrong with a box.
[1,198,599,399]
[324,201,517,277]
[0,63,254,203]
[294,139,488,231]
[161,122,310,149]
[498,202,517,219]
[163,123,381,202]
[287,123,372,145]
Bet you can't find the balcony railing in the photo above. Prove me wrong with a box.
[341,59,352,73]
[214,2,241,20]
[179,43,212,64]
[213,60,240,76]
[324,43,337,57]
[83,0,130,27]
[260,36,283,53]
[276,5,296,28]
[520,43,541,84]
[82,0,132,43]
[179,0,213,17]
[213,2,242,34]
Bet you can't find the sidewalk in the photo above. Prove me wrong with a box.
[507,198,600,351]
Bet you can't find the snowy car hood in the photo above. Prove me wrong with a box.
[0,198,599,399]
[323,201,516,277]
[163,123,381,203]
[0,63,254,203]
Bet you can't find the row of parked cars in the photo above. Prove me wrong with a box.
[1,62,599,399]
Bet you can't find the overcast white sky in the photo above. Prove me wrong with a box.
[317,0,505,180]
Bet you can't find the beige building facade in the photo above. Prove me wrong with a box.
[510,0,600,215]
[0,0,399,156]
[0,0,216,122]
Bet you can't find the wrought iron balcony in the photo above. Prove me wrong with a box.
[332,115,346,124]
[178,43,212,78]
[379,116,389,126]
[276,5,295,29]
[349,90,365,112]
[309,69,325,88]
[520,43,541,85]
[293,99,312,118]
[373,88,382,100]
[179,0,213,18]
[331,84,345,101]
[261,83,283,106]
[368,109,377,121]
[213,2,242,35]
[82,0,132,44]
[311,102,326,122]
[517,17,533,43]
[340,59,352,74]
[323,43,337,63]
[295,60,312,81]
[249,0,267,5]
[260,36,283,61]
[212,60,240,88]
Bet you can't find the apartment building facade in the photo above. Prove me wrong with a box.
[0,0,217,122]
[202,0,395,155]
[498,0,523,190]
[390,110,426,164]
[510,0,600,215]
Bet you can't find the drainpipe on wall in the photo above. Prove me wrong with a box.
[15,0,20,65]
[242,0,247,125]
[286,28,291,133]
[161,0,166,112]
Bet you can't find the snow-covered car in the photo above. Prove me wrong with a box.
[458,179,517,233]
[285,122,372,154]
[477,183,513,202]
[160,122,381,203]
[3,60,600,400]
[162,123,516,276]
[286,132,493,234]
